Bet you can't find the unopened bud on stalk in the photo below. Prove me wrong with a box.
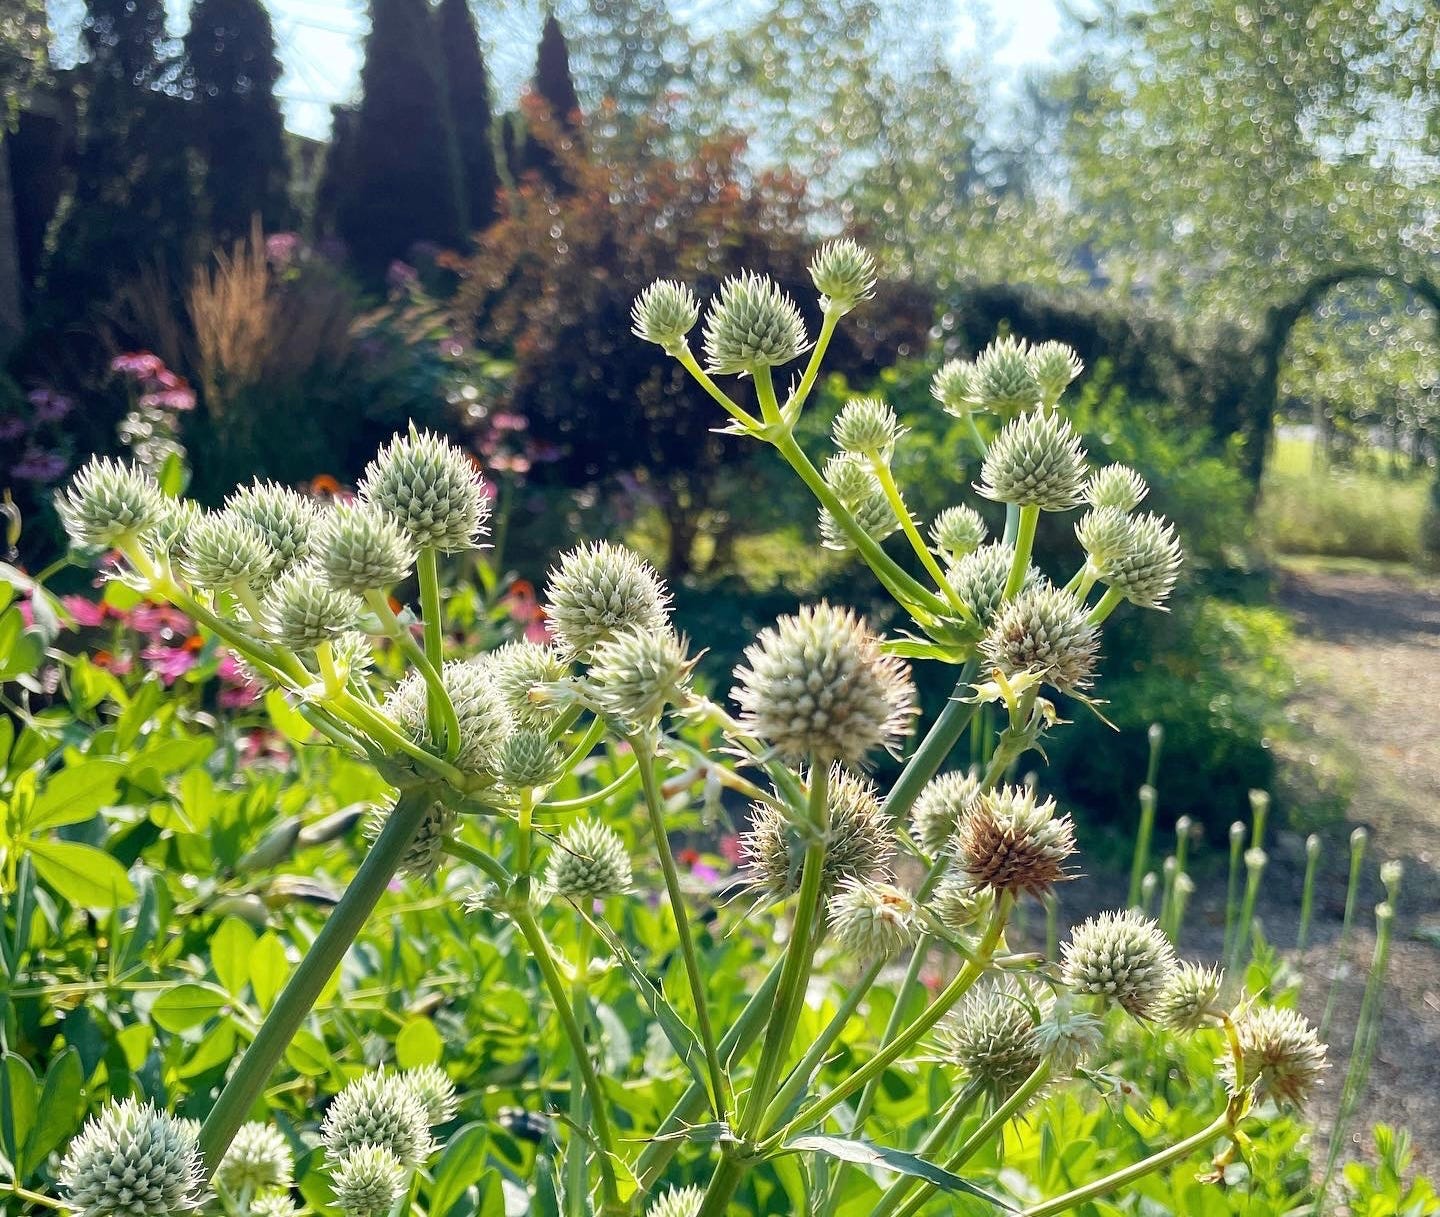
[937,983,1045,1101]
[808,238,877,311]
[179,510,277,593]
[402,1065,458,1124]
[955,785,1077,898]
[1062,909,1176,1019]
[1140,870,1158,906]
[57,1099,205,1217]
[832,396,903,456]
[487,641,570,731]
[1154,962,1224,1033]
[1380,859,1403,899]
[910,770,980,855]
[265,565,363,650]
[1224,1005,1327,1108]
[929,873,993,932]
[321,1072,434,1166]
[930,505,987,559]
[977,409,1088,510]
[495,729,564,788]
[1085,464,1149,513]
[386,659,514,775]
[589,625,694,726]
[701,272,809,374]
[947,543,1040,629]
[1101,513,1183,609]
[544,541,671,660]
[359,430,489,553]
[56,458,169,551]
[646,1186,705,1217]
[217,1122,293,1193]
[330,1145,406,1217]
[315,501,416,593]
[632,280,700,350]
[972,335,1040,413]
[981,585,1100,694]
[544,819,633,900]
[226,480,321,568]
[930,358,976,416]
[1305,833,1321,862]
[827,878,919,961]
[1029,341,1083,406]
[1076,506,1134,566]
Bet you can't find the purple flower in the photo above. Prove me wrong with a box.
[61,595,107,628]
[266,232,301,265]
[10,449,67,482]
[139,387,197,412]
[27,389,74,421]
[387,260,419,293]
[0,417,28,442]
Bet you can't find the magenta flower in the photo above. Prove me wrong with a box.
[219,684,260,709]
[141,644,197,686]
[130,603,194,639]
[266,232,301,265]
[61,595,108,628]
[111,352,166,379]
[139,387,197,412]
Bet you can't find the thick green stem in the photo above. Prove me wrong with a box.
[693,1154,747,1217]
[1003,505,1040,600]
[198,788,434,1174]
[882,661,981,823]
[869,457,968,617]
[784,307,842,423]
[364,590,461,761]
[1087,585,1125,625]
[416,547,453,758]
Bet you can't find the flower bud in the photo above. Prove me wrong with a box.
[544,541,671,660]
[495,729,564,788]
[647,1186,704,1217]
[179,509,278,592]
[732,603,916,764]
[56,457,168,550]
[544,819,633,900]
[828,878,919,961]
[930,505,987,559]
[217,1121,293,1193]
[977,409,1088,510]
[1035,995,1105,1072]
[910,770,980,855]
[225,480,320,567]
[632,279,700,350]
[832,396,902,456]
[1062,909,1176,1019]
[1029,340,1083,405]
[972,336,1040,413]
[701,272,809,374]
[1075,506,1134,567]
[1100,512,1183,609]
[364,797,455,878]
[955,785,1076,898]
[808,238,876,311]
[1225,1005,1327,1108]
[58,1099,205,1217]
[946,543,1040,628]
[1154,962,1224,1034]
[1084,464,1148,513]
[251,1195,300,1217]
[487,640,570,731]
[937,983,1044,1101]
[322,1071,434,1166]
[402,1064,458,1125]
[818,454,898,552]
[589,626,694,726]
[930,358,976,416]
[314,501,416,593]
[264,564,363,650]
[330,1144,406,1217]
[981,585,1099,694]
[386,659,514,775]
[359,430,489,552]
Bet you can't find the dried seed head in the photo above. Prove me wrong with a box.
[955,785,1076,898]
[741,767,891,901]
[264,565,363,651]
[701,272,809,374]
[1062,909,1177,1019]
[832,397,903,456]
[544,819,633,900]
[487,641,570,731]
[1225,1005,1327,1109]
[217,1122,293,1193]
[929,874,994,933]
[544,541,671,660]
[910,770,980,855]
[977,409,1088,510]
[329,1145,406,1217]
[358,430,489,553]
[646,1186,704,1217]
[225,480,321,568]
[314,502,416,593]
[818,454,898,552]
[937,984,1045,1101]
[946,543,1041,629]
[981,585,1099,694]
[57,1098,205,1217]
[321,1072,434,1166]
[1155,962,1225,1034]
[1084,464,1148,513]
[56,458,169,550]
[972,336,1040,413]
[827,878,920,961]
[178,510,277,592]
[495,729,565,789]
[1100,512,1183,609]
[1029,341,1083,405]
[589,626,694,726]
[386,659,514,776]
[808,238,877,311]
[930,505,987,560]
[732,603,916,765]
[365,797,456,878]
[1075,506,1135,566]
[632,280,700,350]
[402,1065,458,1125]
[930,358,976,416]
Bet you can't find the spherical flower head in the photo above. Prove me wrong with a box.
[701,271,809,374]
[972,336,1040,413]
[828,878,919,961]
[386,659,513,776]
[1101,512,1183,609]
[930,358,975,417]
[742,766,892,902]
[225,480,321,568]
[264,565,363,651]
[543,819,632,900]
[57,1097,204,1217]
[149,497,202,557]
[364,797,455,879]
[955,785,1076,898]
[56,458,168,550]
[314,502,416,593]
[1155,962,1224,1034]
[589,626,694,726]
[832,396,903,457]
[358,429,489,553]
[486,641,570,731]
[402,1065,458,1125]
[217,1121,293,1193]
[1035,994,1105,1073]
[178,510,277,592]
[937,984,1044,1101]
[1225,1005,1327,1109]
[1029,340,1083,406]
[1084,464,1148,513]
[321,1071,434,1166]
[544,542,671,660]
[329,1144,406,1217]
[1062,909,1177,1019]
[1075,506,1134,567]
[910,770,980,856]
[249,1194,300,1217]
[632,279,700,350]
[495,729,564,788]
[808,238,876,311]
[819,454,897,553]
[647,1186,704,1217]
[929,874,993,933]
[977,409,1088,510]
[981,585,1099,694]
[946,543,1040,630]
[930,505,987,560]
[732,603,916,765]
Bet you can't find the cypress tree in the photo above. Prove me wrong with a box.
[519,11,581,192]
[336,0,461,282]
[184,0,292,244]
[435,0,499,234]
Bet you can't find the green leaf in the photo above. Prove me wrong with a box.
[150,983,230,1033]
[27,759,124,830]
[782,1136,1017,1209]
[264,689,314,745]
[250,932,289,1012]
[0,1053,38,1179]
[429,1123,490,1217]
[157,451,190,498]
[22,1049,84,1179]
[177,1019,238,1079]
[211,917,256,996]
[28,840,136,908]
[0,714,13,770]
[284,1028,333,1078]
[396,1018,444,1069]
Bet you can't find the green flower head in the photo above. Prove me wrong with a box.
[701,272,809,374]
[808,238,877,311]
[359,430,489,552]
[57,1098,205,1217]
[56,458,168,551]
[632,279,700,350]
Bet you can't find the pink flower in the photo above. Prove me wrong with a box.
[492,413,528,432]
[111,352,166,379]
[266,232,301,265]
[719,834,742,865]
[524,620,550,645]
[219,684,260,709]
[139,388,196,412]
[61,595,107,628]
[141,644,197,686]
[130,603,193,639]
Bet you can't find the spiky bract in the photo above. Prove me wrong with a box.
[225,481,320,567]
[646,1186,704,1217]
[179,510,276,592]
[977,409,1088,510]
[589,626,693,726]
[1099,512,1183,609]
[1224,1005,1327,1109]
[402,1065,459,1125]
[937,984,1045,1101]
[955,785,1076,898]
[930,358,975,416]
[910,770,980,855]
[930,505,987,559]
[358,430,489,552]
[1035,996,1105,1072]
[314,502,415,593]
[544,542,671,660]
[263,566,363,650]
[1029,340,1083,405]
[1155,962,1225,1034]
[701,272,809,374]
[486,641,570,730]
[321,1072,433,1166]
[1075,506,1134,567]
[495,730,564,789]
[972,336,1040,413]
[832,397,902,456]
[386,659,513,775]
[56,458,168,550]
[819,454,897,552]
[946,543,1040,629]
[364,797,455,878]
[929,874,993,933]
[329,1145,406,1217]
[217,1122,293,1193]
[809,239,876,311]
[632,280,700,350]
[1062,909,1176,1019]
[57,1098,204,1217]
[544,819,632,900]
[1084,464,1148,513]
[981,585,1099,693]
[828,878,919,961]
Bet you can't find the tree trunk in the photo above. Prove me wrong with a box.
[0,133,23,357]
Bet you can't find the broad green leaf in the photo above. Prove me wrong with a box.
[0,714,15,770]
[211,917,256,996]
[264,689,313,745]
[176,1020,237,1079]
[284,1028,332,1078]
[151,983,230,1033]
[28,840,136,908]
[396,1018,444,1069]
[158,451,189,497]
[0,1054,38,1178]
[116,1024,153,1070]
[22,1049,83,1179]
[27,759,124,830]
[250,932,289,1011]
[783,1135,1016,1209]
[429,1123,490,1217]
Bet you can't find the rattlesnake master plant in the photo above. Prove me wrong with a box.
[51,243,1324,1217]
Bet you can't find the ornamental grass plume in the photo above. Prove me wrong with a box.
[58,1099,205,1217]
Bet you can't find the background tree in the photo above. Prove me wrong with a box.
[0,0,51,349]
[183,0,293,245]
[436,0,500,235]
[517,11,582,191]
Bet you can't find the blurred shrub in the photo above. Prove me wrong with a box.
[1424,473,1440,569]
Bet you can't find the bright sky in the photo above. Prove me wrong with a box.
[47,0,1066,141]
